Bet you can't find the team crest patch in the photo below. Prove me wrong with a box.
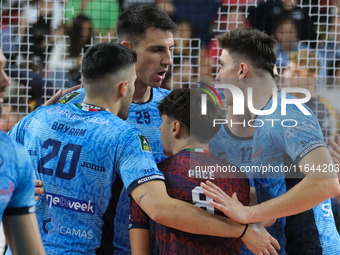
[58,91,81,104]
[138,135,152,152]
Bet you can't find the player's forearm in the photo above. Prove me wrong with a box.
[251,148,340,222]
[129,229,150,255]
[250,177,340,223]
[131,180,246,238]
[3,214,46,255]
[150,197,246,238]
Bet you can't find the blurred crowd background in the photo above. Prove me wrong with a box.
[0,0,339,139]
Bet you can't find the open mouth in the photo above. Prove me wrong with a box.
[157,71,167,80]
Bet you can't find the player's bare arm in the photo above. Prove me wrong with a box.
[3,214,45,255]
[329,134,340,173]
[329,133,340,202]
[129,229,150,255]
[130,180,280,254]
[202,147,340,224]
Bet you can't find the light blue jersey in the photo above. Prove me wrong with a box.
[210,125,287,255]
[115,87,169,254]
[7,103,164,254]
[0,131,35,221]
[252,92,340,254]
[58,87,169,254]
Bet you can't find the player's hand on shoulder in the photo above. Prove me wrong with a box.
[43,85,82,106]
[201,180,252,224]
[242,223,280,255]
[35,180,45,201]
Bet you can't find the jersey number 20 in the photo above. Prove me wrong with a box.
[38,138,82,180]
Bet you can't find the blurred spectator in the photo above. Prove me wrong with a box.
[5,65,54,110]
[248,0,317,41]
[64,0,119,36]
[48,14,94,88]
[18,0,63,68]
[161,56,196,90]
[158,0,219,48]
[173,19,198,56]
[273,12,312,72]
[317,11,340,85]
[282,50,337,141]
[207,7,251,78]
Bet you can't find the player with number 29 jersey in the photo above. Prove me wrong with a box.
[130,149,250,255]
[7,102,164,254]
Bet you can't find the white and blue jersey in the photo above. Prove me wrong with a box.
[252,92,340,254]
[58,87,169,254]
[210,125,287,255]
[7,103,164,255]
[0,131,35,221]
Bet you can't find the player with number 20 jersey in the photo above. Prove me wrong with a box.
[8,102,164,254]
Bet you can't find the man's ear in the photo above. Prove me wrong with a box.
[172,120,183,139]
[121,41,133,49]
[238,62,249,79]
[118,80,128,98]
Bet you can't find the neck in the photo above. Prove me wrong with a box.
[226,107,254,137]
[248,76,277,119]
[82,96,119,115]
[172,137,209,155]
[133,81,152,103]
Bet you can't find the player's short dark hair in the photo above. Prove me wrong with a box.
[158,88,223,143]
[82,42,137,81]
[216,28,277,77]
[116,5,177,46]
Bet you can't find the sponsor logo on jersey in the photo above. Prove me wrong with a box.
[58,109,109,126]
[59,92,81,104]
[137,135,152,152]
[137,174,165,185]
[81,161,106,172]
[45,192,95,214]
[42,217,93,239]
[321,202,334,218]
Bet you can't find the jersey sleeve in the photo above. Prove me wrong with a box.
[7,111,34,145]
[4,143,35,215]
[129,197,149,229]
[116,128,165,194]
[272,107,326,164]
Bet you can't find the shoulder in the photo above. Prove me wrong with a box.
[58,88,85,105]
[0,131,28,164]
[153,87,170,102]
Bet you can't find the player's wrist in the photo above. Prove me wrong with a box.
[239,224,248,239]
